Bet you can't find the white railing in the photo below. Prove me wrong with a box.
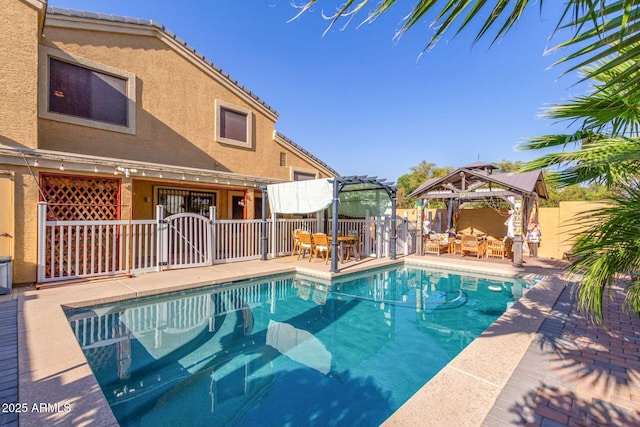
[37,203,416,284]
[37,217,158,283]
[164,213,211,268]
[270,218,318,257]
[131,220,158,273]
[214,219,262,263]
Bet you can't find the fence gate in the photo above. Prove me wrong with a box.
[161,213,212,269]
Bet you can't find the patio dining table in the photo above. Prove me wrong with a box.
[328,235,360,263]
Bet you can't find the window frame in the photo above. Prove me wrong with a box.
[215,100,253,149]
[290,166,319,181]
[39,47,136,135]
[154,186,219,218]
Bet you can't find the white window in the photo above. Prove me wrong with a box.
[39,48,136,134]
[215,100,253,148]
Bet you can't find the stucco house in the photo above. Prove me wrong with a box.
[0,1,337,285]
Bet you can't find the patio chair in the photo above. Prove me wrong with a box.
[486,238,507,259]
[291,229,304,257]
[310,233,330,264]
[461,234,487,258]
[297,232,313,260]
[423,234,449,256]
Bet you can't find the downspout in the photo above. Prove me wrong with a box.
[330,178,340,273]
[390,189,397,260]
[261,187,268,261]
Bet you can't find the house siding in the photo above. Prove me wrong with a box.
[1,0,41,150]
[1,3,337,285]
[37,24,302,180]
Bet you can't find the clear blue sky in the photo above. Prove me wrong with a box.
[48,0,583,181]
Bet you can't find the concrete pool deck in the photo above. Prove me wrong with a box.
[3,254,640,426]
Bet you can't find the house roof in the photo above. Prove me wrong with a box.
[46,7,278,117]
[274,132,339,177]
[44,7,338,177]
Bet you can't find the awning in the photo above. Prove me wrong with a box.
[266,178,393,217]
[267,178,333,214]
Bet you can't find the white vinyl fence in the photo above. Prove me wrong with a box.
[37,202,414,284]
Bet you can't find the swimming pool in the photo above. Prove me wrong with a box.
[65,266,534,426]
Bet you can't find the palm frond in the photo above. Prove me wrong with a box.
[568,188,640,322]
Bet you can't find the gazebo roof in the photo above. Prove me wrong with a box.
[409,164,548,200]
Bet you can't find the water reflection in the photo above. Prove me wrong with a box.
[66,267,532,426]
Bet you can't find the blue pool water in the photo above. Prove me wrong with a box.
[65,266,534,426]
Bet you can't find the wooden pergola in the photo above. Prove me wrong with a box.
[409,162,548,266]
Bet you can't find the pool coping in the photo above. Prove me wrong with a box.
[383,258,566,426]
[15,256,566,426]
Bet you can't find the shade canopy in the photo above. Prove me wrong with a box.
[267,178,333,214]
[263,176,398,272]
[267,176,397,217]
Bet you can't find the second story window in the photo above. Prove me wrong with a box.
[292,167,318,181]
[215,100,253,148]
[39,48,136,134]
[49,58,128,127]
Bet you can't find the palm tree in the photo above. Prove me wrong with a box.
[513,57,640,322]
[568,188,640,322]
[292,1,640,92]
[520,58,640,188]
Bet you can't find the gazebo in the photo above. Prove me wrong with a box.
[409,162,548,266]
[261,176,398,273]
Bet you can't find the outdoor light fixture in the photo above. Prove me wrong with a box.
[159,172,163,178]
[33,159,39,167]
[59,163,64,171]
[142,170,146,177]
[182,174,186,180]
[117,167,137,178]
[94,165,99,173]
[113,167,118,176]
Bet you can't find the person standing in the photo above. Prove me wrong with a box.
[526,223,542,257]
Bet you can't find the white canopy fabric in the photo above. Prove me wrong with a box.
[267,178,333,214]
[267,178,392,217]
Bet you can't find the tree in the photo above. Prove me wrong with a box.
[540,181,615,207]
[396,160,452,208]
[493,159,523,173]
